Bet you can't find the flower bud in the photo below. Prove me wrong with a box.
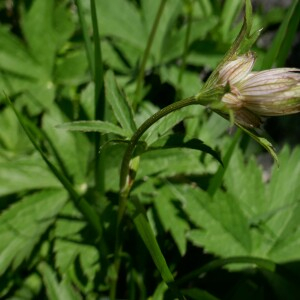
[217,52,300,128]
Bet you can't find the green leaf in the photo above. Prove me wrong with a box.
[0,189,68,275]
[207,129,241,196]
[136,148,211,180]
[238,125,279,165]
[96,0,146,50]
[0,27,42,79]
[43,106,91,185]
[262,0,300,68]
[170,184,252,257]
[105,70,137,134]
[0,155,61,196]
[219,0,244,38]
[223,146,300,263]
[154,185,190,256]
[21,0,74,75]
[57,120,129,137]
[39,262,82,300]
[149,134,222,165]
[128,198,174,283]
[182,288,219,300]
[54,203,100,293]
[54,50,88,85]
[145,106,196,145]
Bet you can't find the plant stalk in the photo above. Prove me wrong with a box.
[134,0,167,103]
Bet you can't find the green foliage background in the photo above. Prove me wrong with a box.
[0,0,300,299]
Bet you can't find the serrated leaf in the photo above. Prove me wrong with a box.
[149,134,222,165]
[136,148,211,180]
[54,203,100,293]
[170,184,252,257]
[57,120,129,137]
[223,146,300,263]
[39,262,81,300]
[0,27,42,79]
[0,189,68,275]
[105,70,137,134]
[154,185,190,256]
[0,155,62,196]
[43,106,91,185]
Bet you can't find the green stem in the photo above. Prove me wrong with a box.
[178,0,193,85]
[110,88,224,298]
[75,0,94,76]
[110,95,198,299]
[134,0,167,102]
[90,0,106,194]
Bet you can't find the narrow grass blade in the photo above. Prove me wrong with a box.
[220,0,243,37]
[128,198,174,283]
[262,0,300,68]
[74,0,94,75]
[176,256,276,286]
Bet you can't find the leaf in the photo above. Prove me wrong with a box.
[0,155,62,196]
[219,0,244,38]
[0,189,68,275]
[136,148,212,180]
[154,185,190,256]
[39,262,82,300]
[207,129,241,196]
[54,203,100,294]
[127,198,174,283]
[43,106,91,185]
[224,146,300,263]
[149,134,222,165]
[182,288,219,300]
[0,27,42,79]
[262,0,300,68]
[105,70,137,134]
[96,0,146,50]
[21,0,74,75]
[145,106,196,145]
[170,184,252,257]
[57,120,129,137]
[238,125,279,165]
[54,50,88,85]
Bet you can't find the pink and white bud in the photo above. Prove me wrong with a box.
[217,52,300,127]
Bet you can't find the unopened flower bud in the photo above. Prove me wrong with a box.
[217,52,300,128]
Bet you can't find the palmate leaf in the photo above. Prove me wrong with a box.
[54,202,100,294]
[171,184,252,257]
[0,189,68,275]
[154,185,190,256]
[136,148,214,180]
[171,146,300,263]
[21,0,74,75]
[39,262,81,300]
